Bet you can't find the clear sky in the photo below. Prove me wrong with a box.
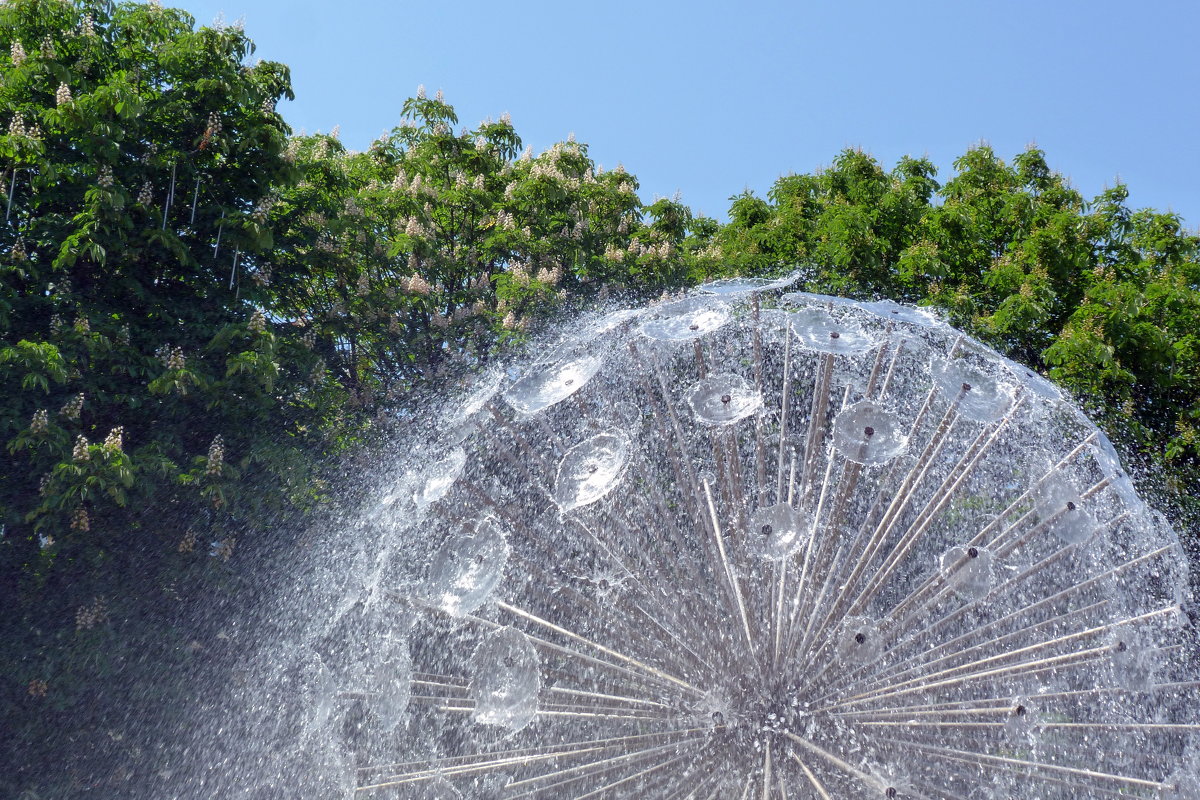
[180,0,1199,227]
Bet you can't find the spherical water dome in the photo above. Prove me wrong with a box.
[294,284,1198,799]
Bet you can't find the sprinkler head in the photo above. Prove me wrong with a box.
[829,331,840,339]
[967,547,979,559]
[864,426,875,437]
[961,382,972,392]
[855,632,867,645]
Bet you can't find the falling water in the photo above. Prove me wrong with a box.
[195,278,1199,799]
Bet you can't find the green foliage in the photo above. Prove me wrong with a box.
[712,144,1200,523]
[266,96,711,409]
[0,6,321,790]
[0,0,324,558]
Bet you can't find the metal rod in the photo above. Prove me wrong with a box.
[823,643,1117,712]
[842,605,1180,706]
[865,334,891,399]
[903,745,1158,800]
[868,599,1110,694]
[790,752,832,800]
[831,384,957,615]
[965,433,1099,549]
[786,449,840,653]
[878,333,909,398]
[760,740,772,800]
[572,512,717,676]
[781,730,887,794]
[162,162,176,229]
[702,479,757,657]
[6,168,17,223]
[399,593,681,697]
[846,389,968,615]
[897,739,1170,791]
[568,750,694,800]
[859,719,1200,732]
[358,725,707,778]
[880,540,1175,685]
[496,600,703,695]
[800,353,835,503]
[752,295,768,507]
[229,246,240,290]
[776,326,793,503]
[189,176,200,224]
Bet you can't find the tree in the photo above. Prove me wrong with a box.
[0,4,326,789]
[267,91,702,410]
[712,144,1200,530]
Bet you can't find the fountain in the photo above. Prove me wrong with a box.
[234,280,1199,798]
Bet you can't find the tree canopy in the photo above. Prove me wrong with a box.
[716,146,1200,506]
[1,1,1197,796]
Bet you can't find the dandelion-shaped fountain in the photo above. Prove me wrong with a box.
[297,280,1199,799]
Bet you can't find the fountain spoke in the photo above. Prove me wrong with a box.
[896,738,1173,792]
[495,600,704,696]
[789,751,833,800]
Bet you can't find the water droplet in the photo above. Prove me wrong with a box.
[504,354,603,415]
[837,616,884,663]
[413,448,466,509]
[426,517,509,616]
[687,373,762,426]
[933,360,1012,422]
[640,297,730,341]
[747,503,809,560]
[939,544,994,599]
[789,308,876,355]
[470,626,540,731]
[860,299,941,327]
[833,401,907,465]
[695,275,797,296]
[1034,478,1095,545]
[367,637,411,731]
[552,431,629,512]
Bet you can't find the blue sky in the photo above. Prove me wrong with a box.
[182,0,1199,227]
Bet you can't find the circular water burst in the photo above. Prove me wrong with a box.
[313,284,1198,799]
